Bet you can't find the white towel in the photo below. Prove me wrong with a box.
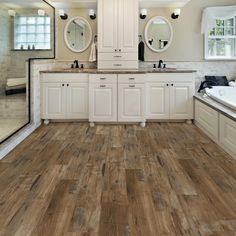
[89,42,97,62]
[229,81,236,87]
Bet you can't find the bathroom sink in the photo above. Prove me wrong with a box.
[150,68,177,72]
[156,68,177,71]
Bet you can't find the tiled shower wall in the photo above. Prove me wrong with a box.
[0,8,54,95]
[0,7,10,94]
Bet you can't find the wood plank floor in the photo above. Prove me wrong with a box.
[0,123,236,236]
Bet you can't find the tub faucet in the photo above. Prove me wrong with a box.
[158,60,164,69]
[198,81,218,93]
[74,60,79,69]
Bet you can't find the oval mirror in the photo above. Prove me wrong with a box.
[64,17,92,53]
[145,16,173,52]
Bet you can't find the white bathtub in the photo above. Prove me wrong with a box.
[205,86,236,111]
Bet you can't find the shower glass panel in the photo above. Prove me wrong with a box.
[0,0,55,144]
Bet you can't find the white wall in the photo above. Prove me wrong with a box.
[55,0,236,62]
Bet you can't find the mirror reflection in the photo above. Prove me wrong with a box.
[0,0,55,143]
[65,17,92,52]
[145,16,173,52]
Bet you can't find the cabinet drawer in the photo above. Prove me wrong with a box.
[195,100,219,140]
[41,73,89,83]
[98,61,138,70]
[89,74,117,84]
[146,73,194,83]
[118,74,146,84]
[220,114,236,157]
[98,53,138,61]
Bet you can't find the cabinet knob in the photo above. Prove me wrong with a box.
[62,84,65,86]
[115,49,117,52]
[67,84,69,87]
[166,84,169,86]
[171,84,174,86]
[119,49,121,52]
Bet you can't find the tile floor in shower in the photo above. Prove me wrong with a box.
[0,94,28,142]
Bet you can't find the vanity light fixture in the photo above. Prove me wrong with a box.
[59,9,68,20]
[140,9,147,19]
[171,8,181,19]
[8,10,16,17]
[38,9,45,16]
[89,9,96,20]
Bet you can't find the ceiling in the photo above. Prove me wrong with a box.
[50,0,191,9]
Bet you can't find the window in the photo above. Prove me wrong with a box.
[14,16,51,50]
[205,17,236,60]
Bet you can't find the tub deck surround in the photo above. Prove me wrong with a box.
[194,93,236,159]
[194,93,236,121]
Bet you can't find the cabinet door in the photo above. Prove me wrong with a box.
[89,83,117,122]
[41,83,66,119]
[67,83,88,119]
[220,114,236,157]
[146,83,169,119]
[98,0,118,53]
[170,83,194,119]
[118,83,145,122]
[118,0,138,53]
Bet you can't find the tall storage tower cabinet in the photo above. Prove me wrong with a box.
[97,0,139,70]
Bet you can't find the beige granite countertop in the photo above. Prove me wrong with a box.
[40,68,197,74]
[194,93,236,121]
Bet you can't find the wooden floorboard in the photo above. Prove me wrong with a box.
[0,122,236,236]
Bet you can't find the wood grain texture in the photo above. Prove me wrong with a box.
[0,122,236,236]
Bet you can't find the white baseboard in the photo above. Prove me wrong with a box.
[0,122,41,160]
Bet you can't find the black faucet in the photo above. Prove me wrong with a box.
[74,60,79,69]
[158,60,164,69]
[198,81,218,93]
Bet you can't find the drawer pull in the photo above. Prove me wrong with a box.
[100,78,106,80]
[100,85,106,88]
[129,78,135,80]
[113,64,122,67]
[114,55,122,58]
[129,85,135,88]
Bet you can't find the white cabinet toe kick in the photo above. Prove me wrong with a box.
[195,99,236,159]
[40,72,195,126]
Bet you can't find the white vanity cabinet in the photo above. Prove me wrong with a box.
[41,73,89,122]
[89,74,146,126]
[41,82,67,120]
[89,74,117,123]
[146,73,194,120]
[97,0,138,70]
[170,83,194,119]
[118,75,146,123]
[146,82,169,119]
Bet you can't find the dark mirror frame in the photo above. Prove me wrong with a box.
[0,0,56,144]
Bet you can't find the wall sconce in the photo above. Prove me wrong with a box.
[89,9,96,20]
[8,10,16,17]
[38,9,45,16]
[140,9,147,19]
[171,9,181,19]
[59,9,68,20]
